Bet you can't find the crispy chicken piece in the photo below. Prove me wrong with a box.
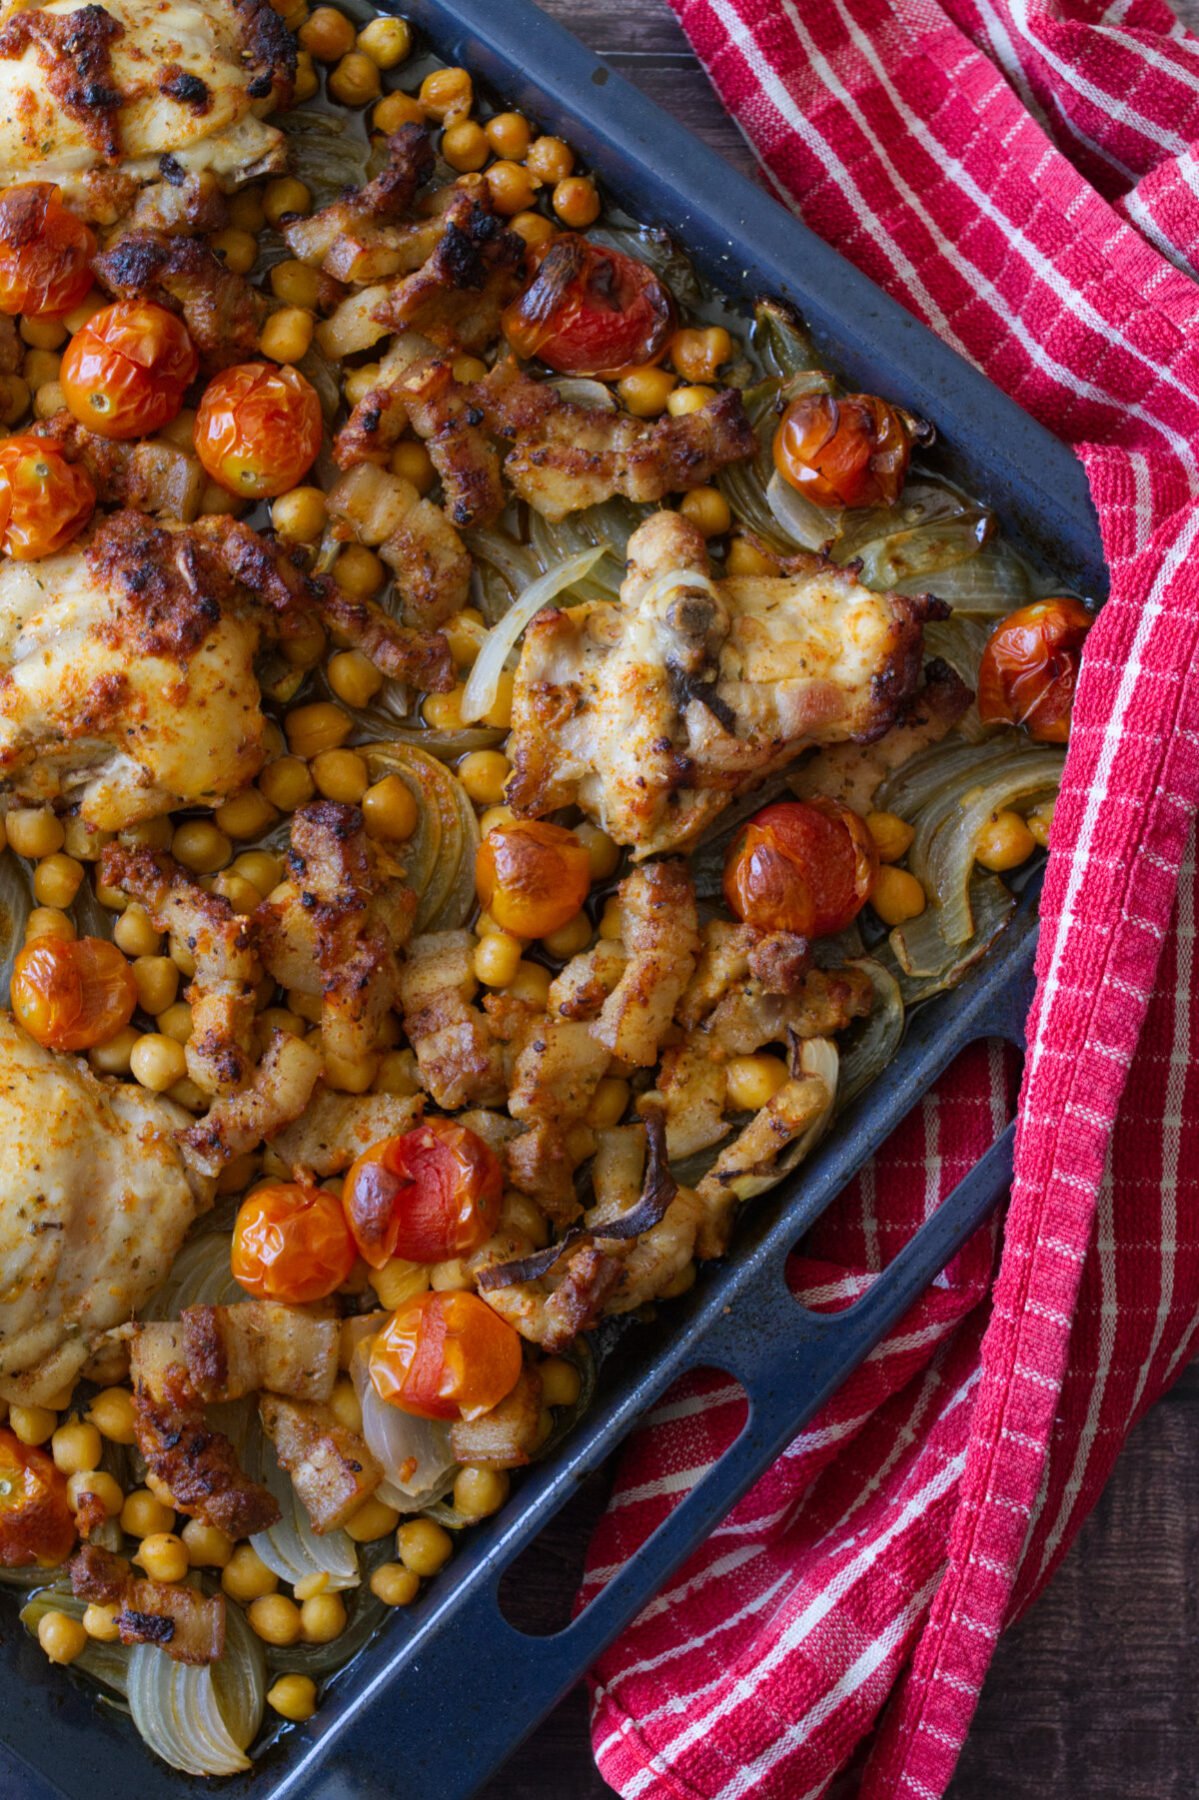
[281,122,435,282]
[0,1014,210,1407]
[0,0,293,222]
[94,230,263,368]
[693,1067,832,1258]
[131,1321,280,1537]
[71,1543,225,1664]
[181,1300,338,1403]
[180,1030,324,1177]
[478,1243,622,1353]
[504,1017,610,1225]
[593,861,699,1065]
[101,843,259,1095]
[326,461,471,628]
[269,1088,423,1177]
[397,931,507,1109]
[37,411,206,520]
[789,658,974,813]
[449,1365,543,1468]
[507,510,944,856]
[259,801,413,1064]
[546,940,627,1020]
[259,1393,383,1533]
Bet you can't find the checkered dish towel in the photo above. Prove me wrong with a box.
[580,2,1199,1795]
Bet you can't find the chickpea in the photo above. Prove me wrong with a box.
[451,353,488,385]
[228,186,266,232]
[261,306,314,364]
[725,536,777,577]
[25,907,74,942]
[540,1356,582,1409]
[272,484,327,543]
[725,1054,790,1113]
[168,1075,207,1112]
[396,1517,453,1577]
[486,160,538,216]
[83,1603,121,1643]
[485,669,515,731]
[33,379,65,421]
[871,866,927,926]
[172,819,232,874]
[300,1591,347,1642]
[268,1674,318,1722]
[7,808,64,859]
[311,747,369,805]
[28,852,83,913]
[134,1532,189,1583]
[323,1048,378,1094]
[231,850,284,894]
[0,372,29,423]
[370,1562,421,1608]
[457,749,510,807]
[131,956,179,1018]
[121,815,173,849]
[443,607,486,667]
[51,1418,101,1476]
[1027,798,1055,849]
[182,1520,233,1568]
[453,1465,509,1519]
[343,360,382,406]
[667,384,717,420]
[144,1471,178,1508]
[88,1026,138,1077]
[598,896,625,940]
[66,1468,122,1516]
[327,648,383,709]
[62,816,112,862]
[215,789,278,842]
[170,937,196,977]
[616,365,676,418]
[390,439,436,492]
[156,1002,194,1044]
[215,1150,260,1195]
[23,347,61,390]
[287,701,351,759]
[288,989,324,1025]
[334,543,386,599]
[256,1005,305,1041]
[374,1047,420,1096]
[208,228,257,275]
[259,754,316,812]
[526,135,574,183]
[21,315,67,351]
[473,930,522,988]
[541,912,592,959]
[509,209,555,249]
[680,486,732,538]
[121,1487,175,1538]
[575,821,620,881]
[975,809,1036,872]
[264,177,312,226]
[293,47,319,100]
[345,1496,400,1542]
[423,686,466,732]
[552,175,600,229]
[246,1592,302,1646]
[38,1612,87,1665]
[199,478,245,518]
[327,1378,363,1435]
[361,774,419,841]
[211,872,261,916]
[299,5,355,60]
[500,1188,548,1247]
[130,1033,188,1093]
[419,66,473,122]
[866,810,915,864]
[357,14,410,66]
[670,325,733,383]
[509,960,552,1007]
[86,1387,135,1445]
[373,90,425,133]
[269,262,320,314]
[222,1543,279,1601]
[9,1405,56,1446]
[113,904,161,957]
[586,1076,630,1129]
[329,49,381,106]
[442,119,489,173]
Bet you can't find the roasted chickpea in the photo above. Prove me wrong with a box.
[484,159,538,216]
[9,1405,56,1446]
[725,1054,789,1112]
[370,1562,420,1606]
[442,119,489,172]
[130,1032,188,1092]
[453,1465,509,1519]
[390,439,436,492]
[1026,799,1055,849]
[182,1520,233,1567]
[112,904,161,957]
[616,365,676,418]
[396,1518,453,1576]
[679,486,731,537]
[670,325,732,382]
[419,66,473,122]
[541,911,591,959]
[66,1469,123,1516]
[328,1377,363,1433]
[575,821,620,881]
[443,607,486,667]
[327,648,384,708]
[361,773,419,841]
[38,1612,87,1665]
[156,1001,194,1044]
[228,187,266,233]
[552,176,600,228]
[539,1356,581,1408]
[865,810,915,864]
[172,820,232,874]
[286,701,352,758]
[83,1603,121,1642]
[7,809,64,859]
[259,755,316,812]
[135,1532,189,1583]
[121,1487,175,1538]
[458,749,511,806]
[423,685,466,732]
[508,209,555,249]
[871,866,927,926]
[725,536,777,577]
[268,1674,318,1721]
[345,1496,400,1542]
[51,1418,101,1476]
[329,49,381,106]
[975,810,1036,872]
[667,384,716,418]
[87,1026,138,1076]
[357,14,410,66]
[261,307,314,364]
[25,907,75,943]
[222,1543,279,1601]
[299,5,355,60]
[249,1593,303,1646]
[586,1075,630,1128]
[374,91,425,132]
[509,960,552,1007]
[526,135,574,183]
[32,853,84,908]
[86,1387,136,1444]
[334,543,386,598]
[473,930,523,988]
[312,748,369,805]
[270,259,321,310]
[301,1591,347,1642]
[208,228,257,275]
[21,315,67,351]
[216,788,279,840]
[132,956,179,1017]
[263,177,313,226]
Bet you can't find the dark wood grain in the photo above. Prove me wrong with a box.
[480,5,1198,1799]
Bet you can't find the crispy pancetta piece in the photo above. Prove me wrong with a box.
[70,1544,225,1665]
[448,1365,543,1468]
[181,1301,338,1403]
[180,1030,324,1176]
[326,460,471,628]
[258,1394,383,1533]
[397,931,507,1109]
[281,122,435,280]
[36,412,206,520]
[93,231,263,368]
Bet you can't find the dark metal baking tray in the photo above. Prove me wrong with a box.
[0,2,1107,1795]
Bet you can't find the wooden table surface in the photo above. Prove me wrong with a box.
[477,4,1199,1797]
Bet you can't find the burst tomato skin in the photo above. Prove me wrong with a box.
[369,1290,523,1422]
[0,184,95,319]
[977,597,1092,744]
[0,435,94,559]
[773,391,928,510]
[0,1429,75,1568]
[502,235,673,378]
[723,798,878,939]
[343,1120,503,1269]
[475,818,591,938]
[11,936,137,1053]
[231,1182,358,1303]
[60,300,198,440]
[194,361,323,499]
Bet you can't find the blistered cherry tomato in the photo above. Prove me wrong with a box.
[194,361,323,499]
[60,300,198,440]
[231,1181,358,1303]
[0,1429,75,1568]
[11,936,137,1052]
[502,235,673,378]
[0,435,94,559]
[0,184,95,319]
[476,819,591,938]
[977,597,1092,744]
[369,1290,523,1421]
[773,390,930,510]
[343,1120,503,1269]
[723,798,877,938]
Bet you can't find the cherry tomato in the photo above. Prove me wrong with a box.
[0,1429,75,1568]
[723,798,878,938]
[60,300,198,440]
[475,819,591,937]
[231,1182,358,1303]
[11,936,137,1053]
[977,597,1092,744]
[502,235,674,378]
[772,390,929,510]
[0,435,94,560]
[0,183,95,319]
[369,1290,523,1422]
[343,1120,503,1269]
[194,361,323,499]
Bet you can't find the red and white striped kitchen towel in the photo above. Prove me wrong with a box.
[580,3,1199,1795]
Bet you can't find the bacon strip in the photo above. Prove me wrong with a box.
[70,1543,225,1665]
